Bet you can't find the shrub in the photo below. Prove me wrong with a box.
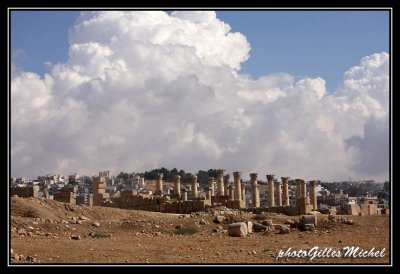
[174,226,198,235]
[89,232,111,239]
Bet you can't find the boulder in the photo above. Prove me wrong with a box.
[265,225,275,233]
[346,219,355,225]
[307,211,322,216]
[303,224,315,231]
[69,235,81,240]
[261,219,273,226]
[284,219,297,228]
[92,222,100,227]
[299,215,317,227]
[213,215,226,224]
[328,214,336,221]
[279,225,290,234]
[228,222,248,237]
[253,214,268,220]
[199,219,208,225]
[252,222,267,232]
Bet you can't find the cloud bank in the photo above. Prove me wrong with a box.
[11,11,390,181]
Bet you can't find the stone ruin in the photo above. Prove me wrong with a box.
[340,203,389,216]
[53,185,77,205]
[10,186,39,198]
[92,176,110,206]
[9,170,388,217]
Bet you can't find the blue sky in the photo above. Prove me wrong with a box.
[11,10,389,92]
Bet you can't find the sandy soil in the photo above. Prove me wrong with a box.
[9,196,390,265]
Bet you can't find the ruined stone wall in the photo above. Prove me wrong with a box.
[10,186,39,198]
[211,195,230,204]
[342,204,381,216]
[109,191,211,213]
[92,176,110,206]
[53,186,77,205]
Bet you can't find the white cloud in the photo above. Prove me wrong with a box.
[11,11,389,182]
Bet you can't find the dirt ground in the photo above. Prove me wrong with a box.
[9,196,391,265]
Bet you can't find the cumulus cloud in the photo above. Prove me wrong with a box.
[11,11,390,181]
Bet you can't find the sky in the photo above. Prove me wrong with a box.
[10,10,390,182]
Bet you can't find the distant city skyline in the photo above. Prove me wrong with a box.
[10,10,390,181]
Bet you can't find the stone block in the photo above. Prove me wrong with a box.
[228,222,248,237]
[246,221,253,233]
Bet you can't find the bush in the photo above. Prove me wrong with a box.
[89,232,111,239]
[174,226,198,235]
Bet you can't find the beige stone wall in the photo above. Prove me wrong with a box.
[343,204,380,216]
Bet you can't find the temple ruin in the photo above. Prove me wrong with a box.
[10,169,387,216]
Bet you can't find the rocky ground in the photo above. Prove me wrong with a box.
[9,196,390,265]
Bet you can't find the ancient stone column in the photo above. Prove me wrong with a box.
[228,184,235,201]
[233,171,242,201]
[87,194,93,207]
[281,177,290,206]
[181,189,188,201]
[276,180,282,207]
[301,179,307,200]
[44,187,49,199]
[156,173,163,194]
[224,179,230,196]
[241,184,246,204]
[310,180,318,210]
[295,179,302,198]
[266,174,275,207]
[205,187,212,200]
[250,173,260,208]
[208,177,215,196]
[216,169,225,196]
[191,175,198,198]
[173,175,181,197]
[295,179,302,207]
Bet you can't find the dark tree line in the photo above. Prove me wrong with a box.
[117,168,230,186]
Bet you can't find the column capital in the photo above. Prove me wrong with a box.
[233,171,242,179]
[156,173,163,180]
[250,173,258,180]
[309,180,317,186]
[266,174,275,181]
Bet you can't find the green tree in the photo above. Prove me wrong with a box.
[116,172,129,181]
[224,174,230,182]
[197,170,209,186]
